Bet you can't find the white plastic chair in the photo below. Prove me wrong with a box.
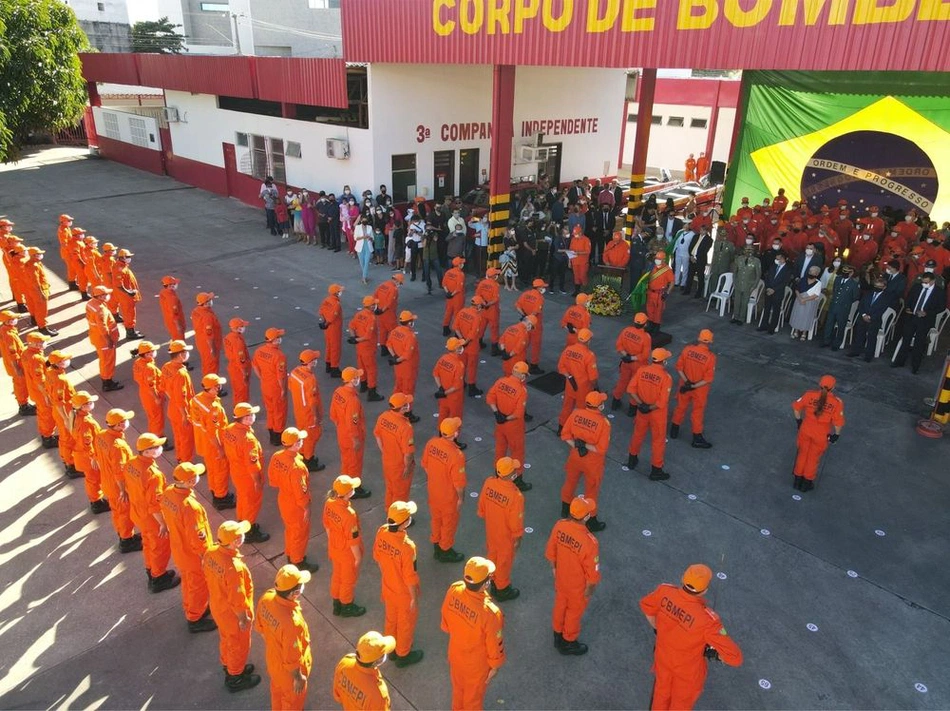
[874,307,897,358]
[777,286,795,331]
[806,295,826,341]
[747,280,765,324]
[705,272,734,317]
[840,301,860,347]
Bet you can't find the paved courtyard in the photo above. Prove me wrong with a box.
[0,147,948,710]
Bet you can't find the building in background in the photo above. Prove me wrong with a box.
[155,0,341,56]
[64,0,131,52]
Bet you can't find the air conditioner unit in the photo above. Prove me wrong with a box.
[326,138,350,160]
[162,107,180,123]
[518,144,550,163]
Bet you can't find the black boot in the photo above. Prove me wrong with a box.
[65,463,84,479]
[332,599,342,616]
[212,493,236,510]
[339,602,367,618]
[18,403,37,416]
[669,423,680,439]
[41,435,59,449]
[325,361,332,373]
[102,379,124,392]
[380,345,390,357]
[225,670,262,693]
[367,387,384,402]
[491,343,501,357]
[125,329,144,341]
[524,411,533,422]
[627,403,636,417]
[291,556,320,573]
[359,382,369,394]
[649,465,670,481]
[188,616,217,633]
[691,433,713,449]
[559,639,589,656]
[611,397,621,411]
[90,498,111,515]
[68,280,78,291]
[80,292,91,301]
[269,430,282,446]
[40,326,59,336]
[466,383,483,397]
[801,479,814,492]
[119,534,143,553]
[148,570,181,593]
[793,476,804,490]
[113,312,123,323]
[528,364,545,375]
[586,516,606,532]
[493,585,521,601]
[436,546,465,563]
[350,485,371,499]
[442,325,451,336]
[627,454,638,469]
[554,632,565,649]
[407,410,421,423]
[245,523,270,543]
[329,367,342,379]
[560,501,571,518]
[514,476,532,492]
[391,650,424,668]
[305,456,326,473]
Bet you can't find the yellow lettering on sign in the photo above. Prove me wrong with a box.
[543,0,574,30]
[587,0,621,31]
[434,0,456,35]
[852,0,913,23]
[778,0,848,25]
[514,0,541,31]
[677,0,719,28]
[917,0,950,20]
[488,0,513,32]
[724,0,773,26]
[460,0,485,32]
[622,0,657,30]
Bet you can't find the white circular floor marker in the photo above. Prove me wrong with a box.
[642,530,652,537]
[524,527,534,534]
[874,529,886,537]
[806,623,818,632]
[915,683,927,693]
[721,465,730,470]
[716,572,727,580]
[469,491,478,498]
[474,437,482,442]
[792,494,802,501]
[759,679,771,690]
[523,463,531,469]
[687,494,697,500]
[760,529,771,536]
[847,570,858,578]
[621,466,629,471]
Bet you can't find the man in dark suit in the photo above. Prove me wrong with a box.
[591,203,616,265]
[891,272,946,373]
[683,225,713,297]
[757,251,793,334]
[658,206,684,244]
[627,228,650,296]
[847,276,892,361]
[883,259,908,305]
[791,243,824,291]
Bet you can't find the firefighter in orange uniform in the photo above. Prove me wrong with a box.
[440,556,506,711]
[373,501,424,668]
[202,520,262,693]
[23,247,56,335]
[545,495,601,656]
[159,275,187,341]
[453,295,485,396]
[602,231,631,268]
[628,348,674,481]
[67,227,89,298]
[82,235,103,293]
[386,310,422,421]
[94,408,141,553]
[476,267,503,355]
[641,564,743,711]
[46,350,77,475]
[57,214,77,288]
[6,243,30,315]
[324,474,367,618]
[611,312,652,413]
[515,278,547,373]
[333,631,396,711]
[268,427,320,572]
[97,242,119,314]
[791,374,845,492]
[557,327,599,430]
[499,316,535,377]
[375,273,403,356]
[348,297,385,402]
[477,457,524,601]
[161,462,217,633]
[253,327,290,444]
[191,372,235,509]
[560,391,610,531]
[329,367,372,498]
[113,248,143,340]
[433,337,467,427]
[569,226,592,296]
[373,393,416,508]
[646,252,675,331]
[0,309,35,415]
[192,291,224,379]
[670,329,716,449]
[486,360,532,489]
[162,340,196,463]
[224,317,251,404]
[696,151,710,179]
[684,153,697,182]
[123,432,181,593]
[319,283,345,378]
[221,402,270,543]
[85,285,124,391]
[442,256,467,336]
[288,348,327,472]
[23,332,56,447]
[560,293,591,348]
[422,417,467,563]
[132,341,167,441]
[70,390,110,514]
[255,565,314,711]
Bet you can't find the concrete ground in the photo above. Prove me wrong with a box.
[0,147,948,711]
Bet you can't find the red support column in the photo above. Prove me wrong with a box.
[624,68,657,237]
[87,81,102,107]
[488,64,516,267]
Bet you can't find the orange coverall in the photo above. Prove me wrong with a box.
[289,364,323,460]
[224,331,252,405]
[386,325,419,397]
[373,525,420,656]
[672,344,716,435]
[192,305,223,377]
[349,308,379,390]
[113,262,141,329]
[253,342,288,432]
[442,267,466,328]
[333,654,391,711]
[23,345,54,439]
[792,390,845,481]
[499,323,529,377]
[374,281,399,347]
[221,421,264,524]
[486,375,527,475]
[161,485,213,622]
[330,385,365,477]
[85,299,118,380]
[602,237,631,268]
[72,410,105,503]
[475,277,501,345]
[545,518,601,643]
[57,224,74,281]
[202,543,254,676]
[318,295,343,370]
[684,156,697,182]
[123,455,171,577]
[569,235,591,287]
[477,476,524,590]
[83,246,102,290]
[0,324,29,406]
[560,304,591,348]
[515,288,545,365]
[46,367,76,467]
[23,258,51,329]
[557,342,599,427]
[612,326,652,401]
[94,428,135,540]
[159,287,186,341]
[133,356,166,437]
[646,265,675,325]
[162,360,195,463]
[1,244,25,306]
[268,448,312,563]
[628,364,673,467]
[453,306,483,385]
[440,582,506,711]
[422,436,467,551]
[560,407,611,509]
[190,390,231,498]
[255,589,313,711]
[98,251,120,317]
[640,583,743,711]
[373,409,415,508]
[433,352,465,423]
[323,497,363,604]
[67,235,88,293]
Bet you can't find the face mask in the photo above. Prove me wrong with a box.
[538,288,546,295]
[925,268,935,273]
[772,244,781,251]
[776,261,785,268]
[863,235,870,241]
[871,212,878,217]
[833,261,841,268]
[742,219,750,225]
[805,249,814,256]
[771,219,778,225]
[61,359,72,369]
[905,216,913,222]
[886,270,895,276]
[353,379,361,389]
[654,259,663,266]
[745,238,754,245]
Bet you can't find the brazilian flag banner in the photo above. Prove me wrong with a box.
[724,71,950,220]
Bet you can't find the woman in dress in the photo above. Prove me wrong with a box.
[301,190,317,245]
[354,216,374,284]
[789,266,823,340]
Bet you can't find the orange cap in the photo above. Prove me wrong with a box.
[105,408,135,426]
[341,366,364,383]
[392,273,405,283]
[218,520,251,545]
[387,500,417,525]
[274,564,312,592]
[585,391,608,407]
[91,285,112,297]
[136,433,167,451]
[161,275,180,286]
[495,457,521,476]
[116,248,133,258]
[329,283,344,295]
[196,292,215,305]
[70,390,98,408]
[202,373,227,388]
[229,317,249,329]
[698,329,714,343]
[524,315,538,327]
[486,267,501,277]
[819,374,836,389]
[471,295,486,306]
[575,293,590,305]
[233,402,260,418]
[513,361,529,375]
[59,214,73,222]
[652,348,672,362]
[682,564,713,593]
[264,327,285,341]
[389,392,413,409]
[355,631,396,664]
[299,349,321,364]
[446,337,464,351]
[399,310,417,322]
[281,427,308,446]
[83,235,98,244]
[333,474,361,496]
[0,309,22,321]
[168,340,193,354]
[577,328,593,343]
[101,242,116,252]
[172,461,206,482]
[532,278,547,288]
[633,312,648,325]
[452,256,466,267]
[569,496,596,519]
[362,295,377,307]
[463,556,495,585]
[135,341,159,355]
[25,331,50,344]
[439,417,462,436]
[655,251,667,260]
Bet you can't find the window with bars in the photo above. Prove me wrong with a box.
[102,112,120,140]
[243,133,286,184]
[128,117,149,147]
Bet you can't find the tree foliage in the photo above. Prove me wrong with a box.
[0,0,90,162]
[131,17,186,54]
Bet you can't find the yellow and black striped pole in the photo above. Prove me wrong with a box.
[624,68,657,238]
[487,192,510,268]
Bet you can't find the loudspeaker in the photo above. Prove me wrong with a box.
[708,160,726,185]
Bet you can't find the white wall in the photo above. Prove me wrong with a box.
[66,0,129,24]
[92,106,162,150]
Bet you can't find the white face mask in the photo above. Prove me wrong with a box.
[772,244,781,251]
[805,249,814,256]
[905,216,913,222]
[745,238,754,245]
[833,260,842,268]
[538,288,545,294]
[61,359,72,369]
[863,235,870,241]
[924,268,935,273]
[654,259,663,266]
